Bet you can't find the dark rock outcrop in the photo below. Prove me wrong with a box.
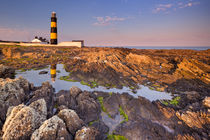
[27,82,54,117]
[0,65,15,79]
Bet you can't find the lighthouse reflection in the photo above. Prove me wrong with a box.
[50,64,57,82]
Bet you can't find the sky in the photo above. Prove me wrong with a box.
[0,0,209,46]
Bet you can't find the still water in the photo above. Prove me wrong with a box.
[15,64,172,101]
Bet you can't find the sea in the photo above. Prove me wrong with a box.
[94,46,210,50]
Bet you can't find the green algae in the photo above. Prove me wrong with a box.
[118,106,128,123]
[97,96,112,118]
[107,134,128,140]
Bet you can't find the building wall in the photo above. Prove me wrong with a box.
[58,42,83,48]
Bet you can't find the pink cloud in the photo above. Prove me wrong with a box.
[93,16,126,26]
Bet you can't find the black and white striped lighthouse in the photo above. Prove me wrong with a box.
[50,12,57,44]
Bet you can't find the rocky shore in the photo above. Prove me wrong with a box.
[0,45,209,140]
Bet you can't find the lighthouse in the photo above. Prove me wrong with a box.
[50,12,57,44]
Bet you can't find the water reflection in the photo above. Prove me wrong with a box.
[15,64,172,101]
[50,64,57,82]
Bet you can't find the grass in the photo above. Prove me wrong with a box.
[107,135,128,140]
[59,76,77,82]
[118,106,128,123]
[97,96,112,118]
[161,96,181,106]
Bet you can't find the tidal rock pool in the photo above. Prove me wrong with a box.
[15,64,172,101]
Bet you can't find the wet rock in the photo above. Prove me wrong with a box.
[76,91,100,123]
[0,64,15,79]
[2,99,47,140]
[75,126,99,140]
[202,97,210,108]
[176,110,209,129]
[58,109,84,135]
[0,77,30,127]
[38,71,48,75]
[91,121,109,140]
[70,86,82,98]
[31,115,72,140]
[103,93,122,118]
[114,119,173,140]
[28,81,54,117]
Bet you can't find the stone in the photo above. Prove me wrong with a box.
[176,110,210,129]
[70,86,82,98]
[38,71,48,75]
[58,109,84,135]
[76,91,100,123]
[91,121,109,140]
[0,64,15,79]
[0,77,30,127]
[202,97,210,108]
[2,99,47,140]
[31,115,72,140]
[27,81,54,117]
[75,126,99,140]
[114,119,173,140]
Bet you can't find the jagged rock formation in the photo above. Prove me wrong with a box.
[75,126,99,140]
[0,77,30,129]
[58,109,84,135]
[2,99,47,140]
[31,115,72,140]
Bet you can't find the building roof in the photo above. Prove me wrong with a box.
[31,39,41,43]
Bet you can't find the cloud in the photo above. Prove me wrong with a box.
[153,0,200,14]
[0,27,48,42]
[153,4,173,13]
[93,16,126,26]
[178,1,200,9]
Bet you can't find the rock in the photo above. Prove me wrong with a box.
[38,71,48,75]
[91,121,109,140]
[202,97,210,108]
[0,77,30,127]
[76,91,100,123]
[2,99,47,140]
[28,81,54,117]
[31,115,72,140]
[56,90,77,110]
[114,119,173,140]
[0,64,15,79]
[70,86,82,98]
[58,109,84,135]
[176,110,209,129]
[75,126,99,140]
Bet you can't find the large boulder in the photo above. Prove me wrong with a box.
[31,115,72,140]
[114,119,173,140]
[76,91,100,123]
[2,99,47,140]
[27,82,54,117]
[0,64,15,79]
[0,77,30,128]
[75,126,99,140]
[58,109,84,135]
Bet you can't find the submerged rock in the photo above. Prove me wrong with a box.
[0,64,15,79]
[2,99,47,140]
[0,77,30,128]
[75,126,99,140]
[31,115,72,140]
[58,109,84,135]
[38,71,48,75]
